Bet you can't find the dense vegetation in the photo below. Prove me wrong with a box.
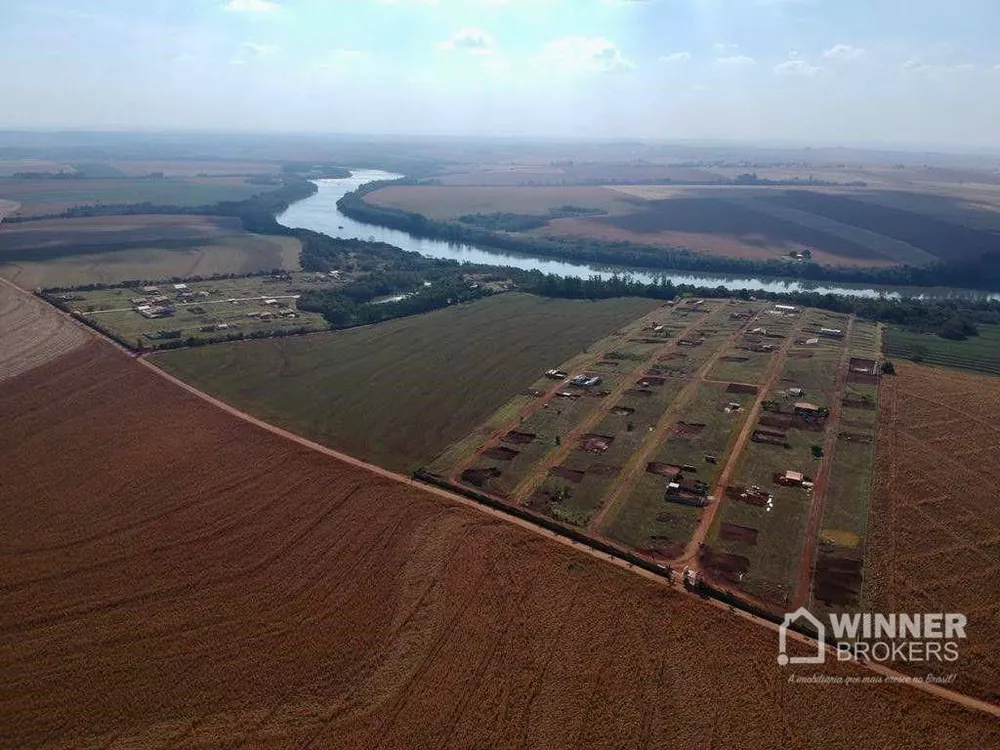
[337,179,1000,293]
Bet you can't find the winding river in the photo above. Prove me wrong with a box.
[277,169,997,301]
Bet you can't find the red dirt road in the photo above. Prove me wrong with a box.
[793,316,856,609]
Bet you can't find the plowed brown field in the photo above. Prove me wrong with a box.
[0,281,86,382]
[3,344,999,748]
[866,362,1000,703]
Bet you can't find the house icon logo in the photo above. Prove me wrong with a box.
[778,607,825,665]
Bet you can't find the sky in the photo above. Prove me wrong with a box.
[2,0,999,148]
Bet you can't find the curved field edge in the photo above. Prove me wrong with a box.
[150,293,661,471]
[0,280,87,382]
[2,342,998,749]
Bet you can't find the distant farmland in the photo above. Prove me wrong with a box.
[365,184,638,220]
[365,182,1000,268]
[0,214,242,254]
[0,233,302,289]
[154,293,660,470]
[0,176,267,217]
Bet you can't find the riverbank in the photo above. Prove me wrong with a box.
[277,172,999,301]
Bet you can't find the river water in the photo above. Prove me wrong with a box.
[277,169,996,301]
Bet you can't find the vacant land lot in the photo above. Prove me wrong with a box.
[3,337,997,749]
[0,233,303,289]
[0,177,266,217]
[884,324,1000,377]
[0,281,87,382]
[866,362,1000,703]
[365,184,638,219]
[155,293,658,470]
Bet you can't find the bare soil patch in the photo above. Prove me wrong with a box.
[720,524,760,545]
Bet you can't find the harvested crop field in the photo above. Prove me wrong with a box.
[363,184,637,220]
[866,362,1000,703]
[154,293,659,471]
[3,342,999,749]
[0,281,86,382]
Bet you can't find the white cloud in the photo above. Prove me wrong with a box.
[774,59,821,76]
[224,0,281,12]
[659,51,692,63]
[437,28,495,55]
[716,55,756,66]
[823,44,865,62]
[713,43,739,53]
[539,36,634,72]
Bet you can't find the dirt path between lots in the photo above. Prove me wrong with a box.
[792,316,856,609]
[587,306,764,534]
[678,314,811,565]
[506,303,731,506]
[5,278,999,721]
[446,306,670,484]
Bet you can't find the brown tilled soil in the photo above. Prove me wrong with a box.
[867,362,1000,703]
[0,282,87,382]
[2,346,999,748]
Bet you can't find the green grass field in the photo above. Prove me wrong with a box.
[883,324,1000,376]
[153,293,659,471]
[0,234,302,289]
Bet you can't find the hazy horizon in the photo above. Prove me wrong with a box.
[3,0,999,149]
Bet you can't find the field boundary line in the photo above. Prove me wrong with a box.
[4,277,999,720]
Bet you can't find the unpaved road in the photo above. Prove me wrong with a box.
[792,316,856,609]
